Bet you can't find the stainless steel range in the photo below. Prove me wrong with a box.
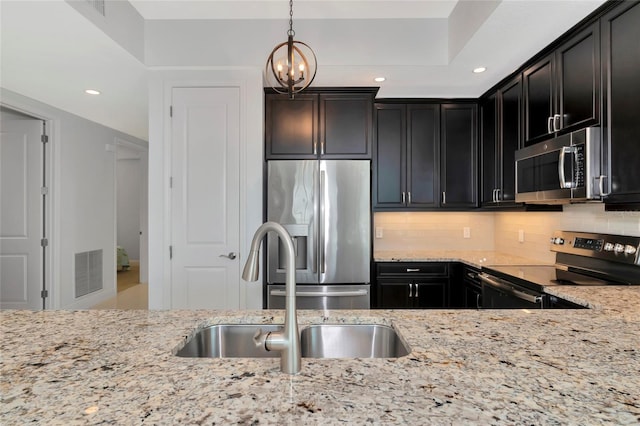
[479,231,640,309]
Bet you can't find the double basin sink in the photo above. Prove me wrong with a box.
[176,323,410,359]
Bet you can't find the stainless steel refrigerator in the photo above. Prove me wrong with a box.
[266,160,371,309]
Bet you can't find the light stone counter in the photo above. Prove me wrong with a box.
[374,250,552,268]
[2,286,639,425]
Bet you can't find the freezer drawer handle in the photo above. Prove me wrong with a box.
[270,289,368,297]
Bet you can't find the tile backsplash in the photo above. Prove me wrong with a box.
[374,204,640,263]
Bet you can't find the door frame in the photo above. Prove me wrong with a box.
[114,137,149,285]
[148,69,264,310]
[0,100,57,309]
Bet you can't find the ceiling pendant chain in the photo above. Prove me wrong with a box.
[288,0,294,37]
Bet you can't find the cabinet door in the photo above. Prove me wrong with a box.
[557,22,600,132]
[377,280,412,308]
[414,282,447,308]
[374,104,406,208]
[265,94,318,159]
[407,104,439,208]
[480,95,498,205]
[440,103,477,208]
[523,55,555,146]
[319,93,372,158]
[602,1,640,205]
[499,76,522,202]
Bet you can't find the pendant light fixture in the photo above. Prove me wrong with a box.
[265,0,317,99]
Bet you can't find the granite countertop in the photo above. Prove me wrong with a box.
[374,249,552,268]
[2,283,639,425]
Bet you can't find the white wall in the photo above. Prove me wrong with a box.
[0,88,148,309]
[147,69,264,310]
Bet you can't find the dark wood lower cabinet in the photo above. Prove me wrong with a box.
[374,262,449,309]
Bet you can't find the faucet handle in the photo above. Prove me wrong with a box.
[253,328,267,350]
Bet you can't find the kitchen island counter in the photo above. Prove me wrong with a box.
[2,295,639,424]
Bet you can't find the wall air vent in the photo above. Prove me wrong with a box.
[75,250,103,298]
[84,0,105,16]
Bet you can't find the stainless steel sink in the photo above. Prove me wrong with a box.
[175,323,410,359]
[175,324,281,358]
[300,324,410,358]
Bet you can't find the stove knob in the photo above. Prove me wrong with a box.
[604,242,615,252]
[614,243,625,253]
[554,238,565,245]
[624,245,637,255]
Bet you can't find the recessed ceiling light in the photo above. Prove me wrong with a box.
[85,89,101,95]
[473,67,487,74]
[374,77,386,82]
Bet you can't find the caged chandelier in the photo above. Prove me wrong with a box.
[265,0,317,99]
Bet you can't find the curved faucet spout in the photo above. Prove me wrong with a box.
[242,221,301,374]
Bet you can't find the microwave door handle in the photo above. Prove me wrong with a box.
[558,146,576,189]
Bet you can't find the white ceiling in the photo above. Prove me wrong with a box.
[0,0,607,141]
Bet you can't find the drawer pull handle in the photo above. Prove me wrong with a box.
[406,268,420,272]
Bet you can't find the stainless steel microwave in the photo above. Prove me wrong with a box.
[515,127,605,204]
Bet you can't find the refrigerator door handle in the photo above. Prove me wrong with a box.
[319,168,326,274]
[270,289,369,297]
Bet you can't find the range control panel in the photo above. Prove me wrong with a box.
[550,231,640,265]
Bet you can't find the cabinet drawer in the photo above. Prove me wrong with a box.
[376,262,448,277]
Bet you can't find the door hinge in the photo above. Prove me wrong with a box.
[41,289,49,298]
[41,238,48,247]
[169,245,173,259]
[170,106,173,117]
[41,134,49,143]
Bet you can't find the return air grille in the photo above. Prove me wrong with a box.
[75,250,103,298]
[84,0,105,16]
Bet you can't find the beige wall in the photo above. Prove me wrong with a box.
[374,204,640,263]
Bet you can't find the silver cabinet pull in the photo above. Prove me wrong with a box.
[402,191,406,205]
[407,191,412,205]
[408,283,413,298]
[406,268,420,272]
[313,141,318,155]
[415,284,419,298]
[548,116,554,134]
[320,141,325,155]
[597,175,610,196]
[219,252,237,260]
[495,188,501,202]
[442,191,446,205]
[553,114,562,132]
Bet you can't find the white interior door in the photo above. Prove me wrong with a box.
[0,108,43,309]
[170,87,240,309]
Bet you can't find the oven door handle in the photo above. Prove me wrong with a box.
[479,273,543,305]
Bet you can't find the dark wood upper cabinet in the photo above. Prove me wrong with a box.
[375,101,475,210]
[265,89,375,160]
[523,22,600,146]
[373,104,406,208]
[481,77,522,207]
[601,1,640,208]
[265,94,317,158]
[373,103,439,209]
[440,103,477,208]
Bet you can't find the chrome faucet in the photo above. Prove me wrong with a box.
[242,222,301,374]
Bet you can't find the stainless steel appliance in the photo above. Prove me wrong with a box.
[480,231,640,309]
[515,127,606,204]
[266,160,371,309]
